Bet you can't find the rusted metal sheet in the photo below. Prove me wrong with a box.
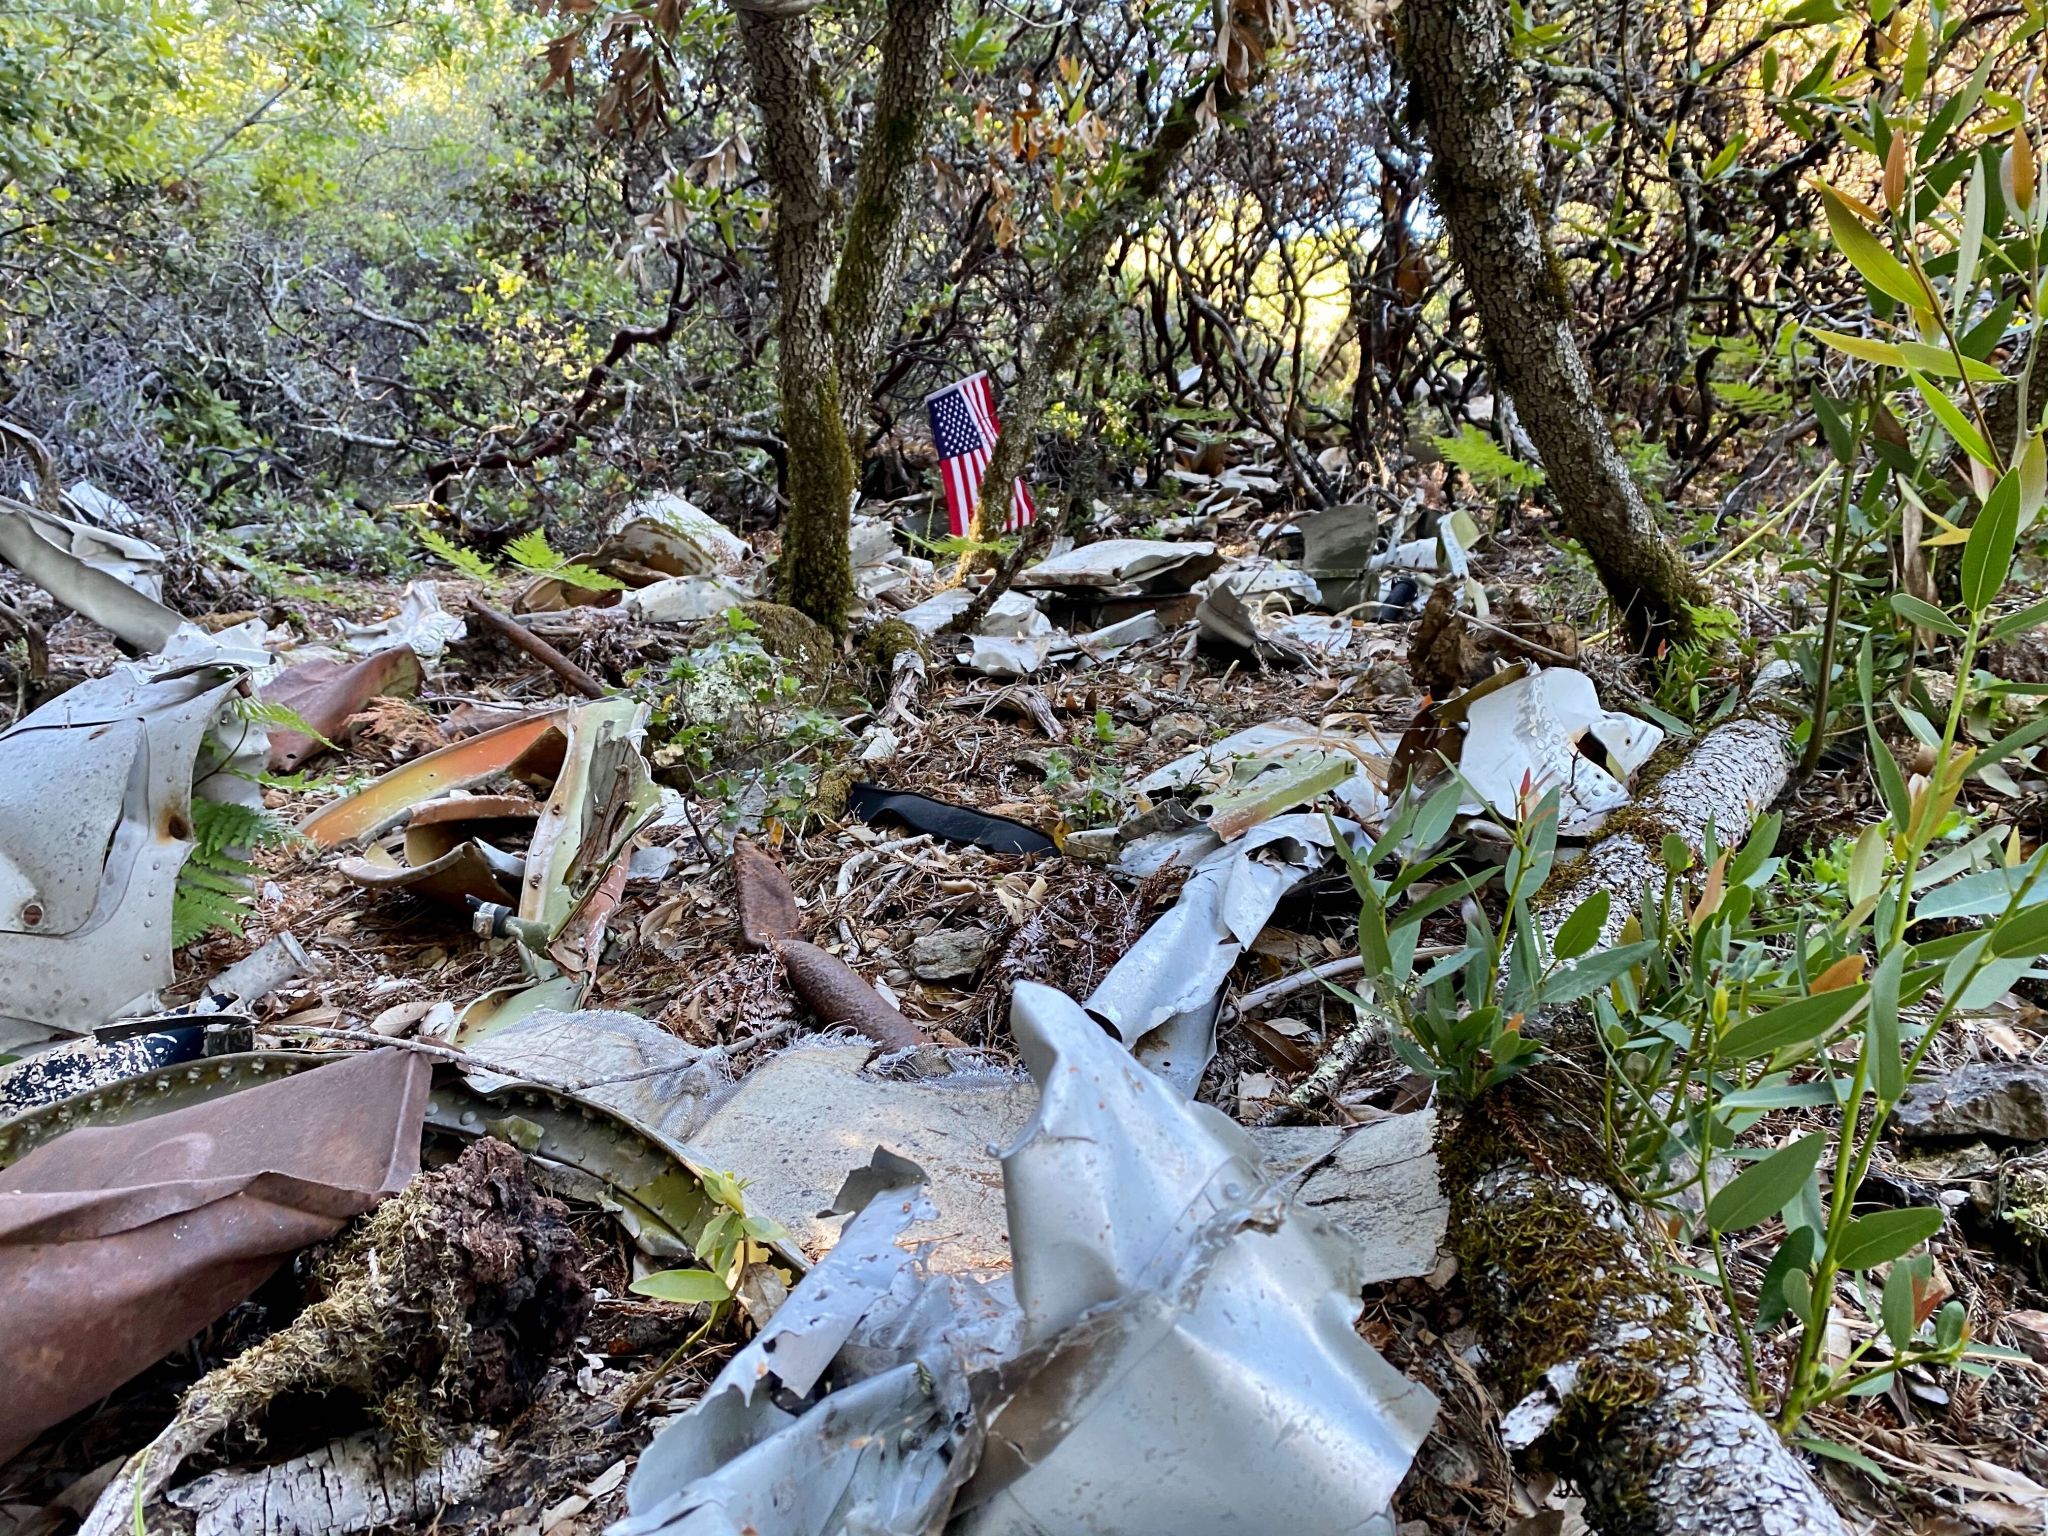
[260,647,422,773]
[733,838,800,946]
[0,1048,430,1463]
[299,710,569,849]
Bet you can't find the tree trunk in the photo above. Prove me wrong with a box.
[828,0,948,439]
[1397,0,1708,651]
[738,0,948,636]
[738,7,857,635]
[966,67,1267,547]
[1443,664,1847,1535]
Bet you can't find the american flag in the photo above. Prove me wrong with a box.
[925,371,1036,537]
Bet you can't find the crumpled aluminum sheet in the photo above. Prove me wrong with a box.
[1085,813,1352,1094]
[1014,538,1218,591]
[0,1048,429,1463]
[615,1153,1013,1536]
[1453,665,1663,836]
[338,580,466,665]
[950,982,1436,1535]
[0,656,256,1047]
[0,496,182,653]
[612,986,1436,1536]
[461,1006,725,1146]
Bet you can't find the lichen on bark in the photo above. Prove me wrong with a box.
[1397,0,1709,651]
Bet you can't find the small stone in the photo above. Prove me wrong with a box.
[908,929,990,982]
[1151,712,1206,752]
[1896,1063,2048,1141]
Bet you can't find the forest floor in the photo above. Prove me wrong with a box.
[3,476,2048,1536]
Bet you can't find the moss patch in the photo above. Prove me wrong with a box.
[1438,1079,1693,1430]
[737,600,836,687]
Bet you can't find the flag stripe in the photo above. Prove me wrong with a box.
[926,369,1035,539]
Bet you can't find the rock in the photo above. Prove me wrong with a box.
[1150,713,1206,752]
[908,929,990,982]
[1896,1063,2048,1141]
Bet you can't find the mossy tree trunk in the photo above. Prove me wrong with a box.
[734,0,946,636]
[1445,665,1848,1535]
[1397,0,1708,651]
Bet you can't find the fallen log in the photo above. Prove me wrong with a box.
[1442,661,1848,1535]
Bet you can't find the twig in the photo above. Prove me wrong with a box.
[466,598,607,699]
[1255,1003,1391,1126]
[1221,954,1367,1021]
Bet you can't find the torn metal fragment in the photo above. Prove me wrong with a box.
[259,645,422,772]
[0,656,255,1044]
[950,983,1437,1535]
[733,836,801,946]
[1085,814,1354,1094]
[0,1048,430,1464]
[0,494,181,652]
[300,710,570,848]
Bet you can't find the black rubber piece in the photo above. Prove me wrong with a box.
[845,783,1055,855]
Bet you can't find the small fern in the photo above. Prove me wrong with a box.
[234,696,335,749]
[173,800,288,948]
[1433,424,1546,495]
[417,526,499,583]
[504,529,626,593]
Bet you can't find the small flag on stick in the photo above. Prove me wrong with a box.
[925,370,1035,538]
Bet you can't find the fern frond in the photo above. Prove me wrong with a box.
[235,697,335,749]
[1433,424,1545,494]
[503,529,560,573]
[550,561,627,593]
[418,527,498,583]
[174,800,290,947]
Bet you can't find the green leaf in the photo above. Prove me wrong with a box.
[1757,1225,1818,1328]
[1552,889,1611,961]
[1989,897,2048,958]
[1887,592,1964,636]
[1719,985,1868,1061]
[1821,186,1928,308]
[1914,851,2048,918]
[1796,1435,1895,1485]
[1963,469,2022,612]
[1728,812,1783,887]
[1908,369,1997,467]
[1883,1254,1931,1350]
[1903,20,1929,101]
[629,1267,734,1304]
[1835,1206,1944,1271]
[1807,328,1907,369]
[1895,341,2006,383]
[1707,1133,1829,1231]
[1867,715,1910,830]
[1989,596,2048,641]
[1541,942,1657,1006]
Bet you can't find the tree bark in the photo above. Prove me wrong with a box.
[828,0,949,437]
[737,8,858,635]
[1443,663,1845,1536]
[1397,0,1709,651]
[737,0,947,636]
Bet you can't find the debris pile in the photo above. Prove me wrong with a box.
[0,448,2038,1536]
